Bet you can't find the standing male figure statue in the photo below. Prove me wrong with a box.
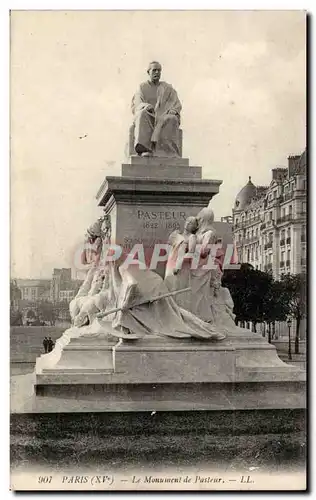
[131,61,182,157]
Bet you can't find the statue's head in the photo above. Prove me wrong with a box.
[184,216,198,234]
[197,202,215,230]
[147,61,162,83]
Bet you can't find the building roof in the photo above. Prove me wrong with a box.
[234,176,257,211]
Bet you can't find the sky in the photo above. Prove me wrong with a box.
[10,10,306,279]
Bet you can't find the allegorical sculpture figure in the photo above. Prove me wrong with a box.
[131,61,182,157]
[165,202,237,329]
[69,214,115,327]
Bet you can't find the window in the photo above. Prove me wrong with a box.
[274,190,277,198]
[269,253,273,263]
[288,205,292,217]
[282,208,286,218]
[281,230,285,240]
[287,249,291,261]
[281,251,285,261]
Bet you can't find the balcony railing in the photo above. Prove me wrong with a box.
[266,219,275,227]
[244,236,260,245]
[276,214,293,225]
[234,216,261,230]
[267,197,278,207]
[235,235,260,246]
[284,192,293,201]
[264,241,273,250]
[286,237,291,244]
[280,239,285,246]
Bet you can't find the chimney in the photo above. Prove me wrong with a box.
[288,155,300,177]
[272,167,287,181]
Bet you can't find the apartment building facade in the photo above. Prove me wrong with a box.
[232,150,306,280]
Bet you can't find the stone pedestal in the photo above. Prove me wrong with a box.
[96,155,223,275]
[34,329,305,412]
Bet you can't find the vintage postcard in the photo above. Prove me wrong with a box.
[10,10,307,491]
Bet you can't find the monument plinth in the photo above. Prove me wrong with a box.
[97,156,222,276]
[34,329,305,412]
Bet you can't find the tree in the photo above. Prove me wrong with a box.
[10,279,21,307]
[261,279,290,343]
[10,308,22,326]
[37,301,56,326]
[222,264,274,331]
[26,309,36,319]
[280,273,306,354]
[222,264,292,341]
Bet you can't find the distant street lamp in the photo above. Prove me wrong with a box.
[287,318,292,361]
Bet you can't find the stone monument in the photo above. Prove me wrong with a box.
[131,61,182,158]
[33,62,305,416]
